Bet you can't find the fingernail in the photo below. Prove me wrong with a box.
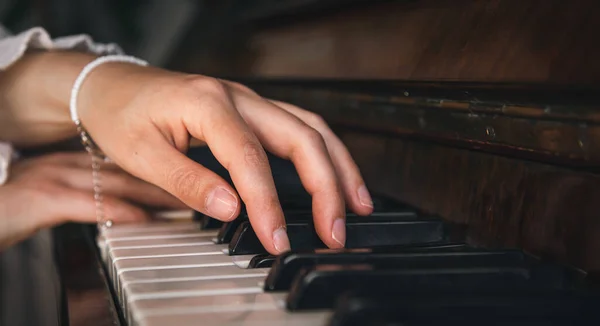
[206,187,238,220]
[272,227,291,253]
[332,218,346,247]
[357,185,373,208]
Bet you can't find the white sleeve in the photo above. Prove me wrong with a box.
[0,25,123,183]
[0,25,124,70]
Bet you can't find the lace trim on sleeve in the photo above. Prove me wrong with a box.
[0,26,124,70]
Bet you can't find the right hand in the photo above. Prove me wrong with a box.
[78,62,374,254]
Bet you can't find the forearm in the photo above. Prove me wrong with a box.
[0,51,96,147]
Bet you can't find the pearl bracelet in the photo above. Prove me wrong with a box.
[70,55,148,124]
[0,142,14,186]
[69,54,148,230]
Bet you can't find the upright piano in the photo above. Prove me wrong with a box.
[7,0,600,325]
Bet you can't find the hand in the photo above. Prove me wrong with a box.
[0,152,185,250]
[77,61,374,254]
[0,52,374,254]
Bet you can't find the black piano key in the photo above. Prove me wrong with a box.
[228,214,456,255]
[328,290,600,326]
[199,215,224,230]
[192,211,203,221]
[285,264,547,310]
[248,254,277,268]
[215,195,315,243]
[214,216,248,244]
[216,195,416,243]
[215,208,315,245]
[265,246,534,291]
[370,195,416,212]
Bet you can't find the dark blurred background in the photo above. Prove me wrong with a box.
[0,0,227,69]
[0,0,380,74]
[2,0,599,83]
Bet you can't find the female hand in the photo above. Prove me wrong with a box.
[0,52,374,254]
[0,152,185,250]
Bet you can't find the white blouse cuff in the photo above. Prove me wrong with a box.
[0,26,124,70]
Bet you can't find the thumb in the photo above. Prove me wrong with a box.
[117,136,241,222]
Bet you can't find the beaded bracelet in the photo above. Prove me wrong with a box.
[0,142,14,186]
[69,55,148,230]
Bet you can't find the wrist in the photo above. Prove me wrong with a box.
[0,51,97,146]
[76,58,157,130]
[22,51,98,124]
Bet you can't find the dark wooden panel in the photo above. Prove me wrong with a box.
[177,0,600,84]
[338,130,600,273]
[247,80,600,167]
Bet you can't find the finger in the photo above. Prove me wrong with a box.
[228,88,346,249]
[40,151,121,171]
[120,130,242,224]
[270,99,374,215]
[222,81,373,215]
[182,79,288,254]
[43,187,149,227]
[52,166,187,209]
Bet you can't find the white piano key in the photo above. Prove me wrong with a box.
[114,253,255,297]
[102,220,200,236]
[114,250,249,274]
[125,277,265,320]
[130,293,286,326]
[153,209,195,220]
[111,244,228,259]
[122,265,269,285]
[135,309,329,326]
[104,228,216,241]
[119,266,268,302]
[102,234,215,263]
[231,255,254,269]
[108,236,216,251]
[131,292,284,313]
[109,244,228,285]
[98,220,200,255]
[126,276,265,301]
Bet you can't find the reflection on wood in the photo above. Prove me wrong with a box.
[249,80,600,167]
[338,131,600,272]
[178,0,600,84]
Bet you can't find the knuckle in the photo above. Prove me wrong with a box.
[167,167,205,200]
[305,112,328,129]
[229,82,258,96]
[242,138,268,168]
[259,195,282,216]
[187,76,228,98]
[301,126,326,148]
[182,76,230,117]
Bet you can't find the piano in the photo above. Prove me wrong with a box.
[4,0,600,325]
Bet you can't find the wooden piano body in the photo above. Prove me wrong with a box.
[22,0,600,325]
[166,0,600,274]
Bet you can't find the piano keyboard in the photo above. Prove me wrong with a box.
[97,198,599,326]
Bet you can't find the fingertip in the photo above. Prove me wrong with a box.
[348,184,374,216]
[205,186,240,221]
[272,226,291,253]
[331,217,346,248]
[357,184,373,208]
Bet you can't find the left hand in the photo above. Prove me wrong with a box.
[0,151,186,250]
